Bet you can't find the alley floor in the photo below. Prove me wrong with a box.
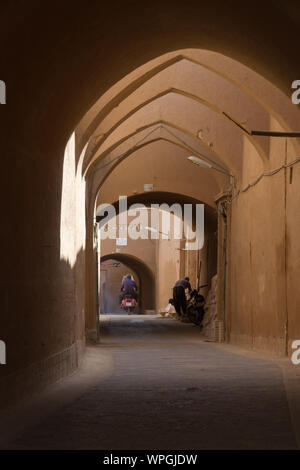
[0,314,299,450]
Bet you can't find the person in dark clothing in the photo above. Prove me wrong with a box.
[120,274,138,302]
[173,277,192,316]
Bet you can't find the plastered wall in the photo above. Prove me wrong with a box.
[229,130,300,356]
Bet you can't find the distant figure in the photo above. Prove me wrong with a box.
[120,273,138,301]
[173,277,192,317]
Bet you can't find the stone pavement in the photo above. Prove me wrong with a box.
[0,314,298,450]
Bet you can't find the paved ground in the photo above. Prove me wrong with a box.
[0,314,299,449]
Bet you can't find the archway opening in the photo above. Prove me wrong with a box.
[100,253,155,314]
[2,4,300,430]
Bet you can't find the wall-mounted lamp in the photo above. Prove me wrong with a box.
[144,226,170,240]
[188,156,230,176]
[187,156,236,187]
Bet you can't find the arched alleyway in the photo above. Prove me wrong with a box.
[1,0,300,451]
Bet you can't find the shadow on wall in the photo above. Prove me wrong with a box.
[0,249,86,411]
[0,129,87,410]
[100,254,155,313]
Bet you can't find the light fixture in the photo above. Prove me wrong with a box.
[187,156,212,169]
[144,226,157,233]
[144,226,170,239]
[187,155,233,178]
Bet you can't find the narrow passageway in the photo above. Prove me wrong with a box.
[1,315,297,450]
[1,2,300,456]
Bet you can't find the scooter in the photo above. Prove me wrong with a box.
[186,285,206,326]
[121,294,137,314]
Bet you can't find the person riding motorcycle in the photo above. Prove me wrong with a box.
[120,274,138,304]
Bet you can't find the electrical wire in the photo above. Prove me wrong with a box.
[93,124,229,174]
[160,125,229,173]
[93,125,163,173]
[229,156,300,203]
[92,123,300,207]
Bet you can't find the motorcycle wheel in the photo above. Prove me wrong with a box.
[187,308,200,326]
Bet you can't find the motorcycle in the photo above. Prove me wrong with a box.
[186,285,206,326]
[121,294,137,314]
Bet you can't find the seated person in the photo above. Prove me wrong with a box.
[172,276,192,317]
